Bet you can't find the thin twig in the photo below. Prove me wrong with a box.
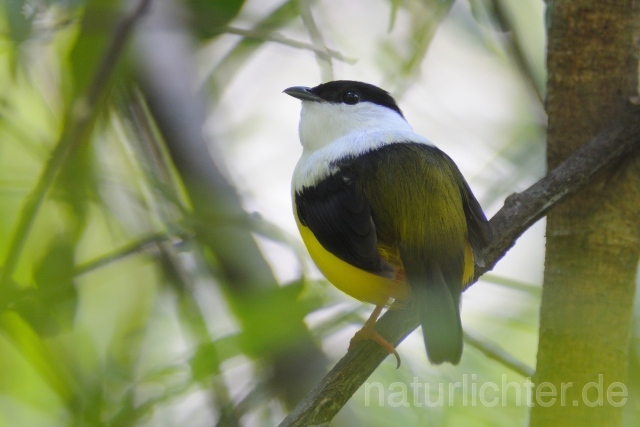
[278,105,640,426]
[490,0,545,107]
[388,1,456,97]
[73,232,181,277]
[298,0,333,81]
[223,26,356,65]
[0,0,151,291]
[480,273,541,295]
[464,329,535,378]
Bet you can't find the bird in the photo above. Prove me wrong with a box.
[284,80,490,365]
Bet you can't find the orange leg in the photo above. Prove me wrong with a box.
[348,305,401,368]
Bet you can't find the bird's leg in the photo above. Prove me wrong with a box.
[348,305,401,368]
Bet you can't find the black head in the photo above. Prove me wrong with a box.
[284,80,404,118]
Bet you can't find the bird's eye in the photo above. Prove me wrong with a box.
[342,91,360,105]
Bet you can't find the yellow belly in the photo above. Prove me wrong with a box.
[296,216,409,306]
[292,143,480,313]
[296,215,476,306]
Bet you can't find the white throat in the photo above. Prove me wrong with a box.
[298,101,413,150]
[293,101,434,191]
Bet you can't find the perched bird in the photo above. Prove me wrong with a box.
[284,80,490,365]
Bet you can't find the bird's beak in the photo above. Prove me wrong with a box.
[283,86,323,103]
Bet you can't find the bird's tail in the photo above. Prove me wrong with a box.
[413,263,463,364]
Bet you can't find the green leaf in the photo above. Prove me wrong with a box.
[0,311,73,399]
[189,341,220,382]
[68,0,122,98]
[386,0,401,32]
[3,0,33,44]
[237,283,312,358]
[15,235,78,337]
[208,0,300,98]
[53,136,99,224]
[187,0,246,38]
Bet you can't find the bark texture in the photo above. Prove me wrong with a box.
[531,1,640,426]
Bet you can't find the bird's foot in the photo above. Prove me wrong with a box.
[348,323,401,369]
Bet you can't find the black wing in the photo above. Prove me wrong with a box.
[295,170,394,277]
[459,179,492,266]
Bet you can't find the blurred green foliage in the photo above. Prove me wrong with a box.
[0,0,636,426]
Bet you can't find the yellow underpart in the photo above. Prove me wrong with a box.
[297,214,476,305]
[296,217,409,306]
[294,142,480,305]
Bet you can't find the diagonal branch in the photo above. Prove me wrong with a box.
[279,104,640,427]
[135,1,328,410]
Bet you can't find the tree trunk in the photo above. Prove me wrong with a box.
[531,1,640,427]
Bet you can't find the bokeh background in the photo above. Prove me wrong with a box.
[1,0,636,426]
